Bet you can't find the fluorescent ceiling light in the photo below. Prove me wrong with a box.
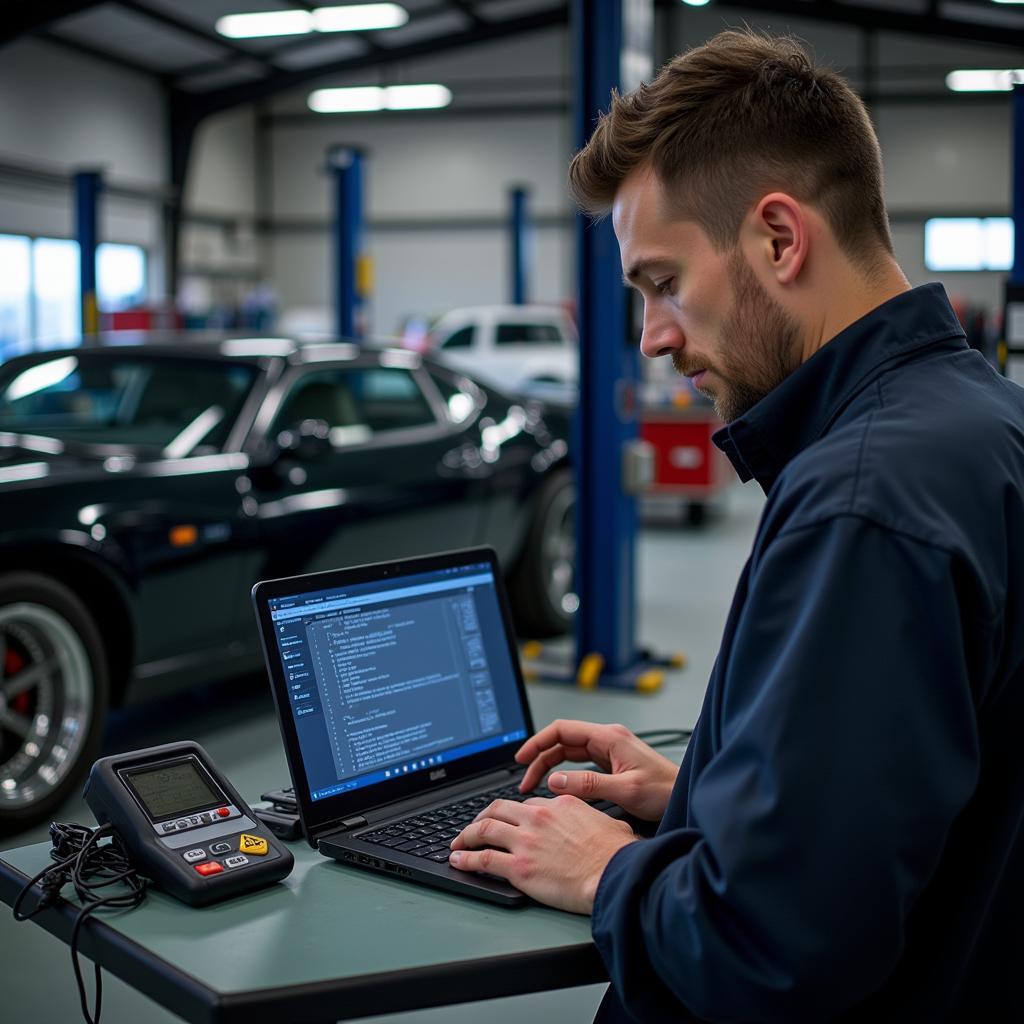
[681,0,713,6]
[309,84,452,113]
[946,68,1024,91]
[992,1,1024,5]
[218,4,407,39]
[313,4,408,31]
[216,10,311,38]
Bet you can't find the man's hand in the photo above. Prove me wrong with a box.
[448,795,637,914]
[516,719,680,821]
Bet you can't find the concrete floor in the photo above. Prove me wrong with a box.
[0,484,763,1024]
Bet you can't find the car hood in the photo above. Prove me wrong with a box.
[0,433,152,484]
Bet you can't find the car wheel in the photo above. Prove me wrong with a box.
[509,469,577,638]
[0,573,109,837]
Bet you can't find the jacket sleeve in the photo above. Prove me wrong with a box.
[591,514,983,1022]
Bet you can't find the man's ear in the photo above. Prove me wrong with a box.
[747,192,807,286]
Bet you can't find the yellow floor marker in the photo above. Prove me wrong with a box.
[576,652,605,689]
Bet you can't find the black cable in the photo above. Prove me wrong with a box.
[12,821,149,1024]
[635,728,692,748]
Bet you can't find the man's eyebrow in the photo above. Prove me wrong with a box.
[622,258,671,286]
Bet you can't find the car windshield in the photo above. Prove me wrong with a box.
[0,353,258,453]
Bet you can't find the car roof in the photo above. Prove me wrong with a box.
[2,332,414,367]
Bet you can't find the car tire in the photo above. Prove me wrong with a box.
[0,573,109,838]
[508,469,576,639]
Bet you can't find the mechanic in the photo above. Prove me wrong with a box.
[449,29,1024,1022]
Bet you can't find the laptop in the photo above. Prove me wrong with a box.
[252,546,613,906]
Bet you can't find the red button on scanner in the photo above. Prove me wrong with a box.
[194,861,224,876]
[216,807,230,818]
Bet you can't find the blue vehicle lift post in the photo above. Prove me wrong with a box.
[328,145,366,339]
[510,185,531,305]
[74,169,102,337]
[558,0,678,691]
[1002,86,1024,375]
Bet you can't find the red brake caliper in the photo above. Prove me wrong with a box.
[4,646,30,715]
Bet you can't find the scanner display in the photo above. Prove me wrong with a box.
[123,759,220,821]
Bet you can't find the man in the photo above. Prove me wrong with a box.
[451,29,1024,1021]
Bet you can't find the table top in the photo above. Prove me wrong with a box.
[1,836,605,1024]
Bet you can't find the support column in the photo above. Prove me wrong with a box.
[569,0,666,689]
[509,185,531,305]
[1013,85,1024,288]
[74,169,102,337]
[328,146,366,339]
[1002,86,1024,375]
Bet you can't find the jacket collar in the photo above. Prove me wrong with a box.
[712,283,967,493]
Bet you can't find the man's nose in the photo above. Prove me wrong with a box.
[639,307,682,360]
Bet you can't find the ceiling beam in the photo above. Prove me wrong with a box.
[112,0,285,73]
[38,27,164,80]
[0,0,106,47]
[448,1,489,29]
[181,4,569,118]
[702,0,1024,51]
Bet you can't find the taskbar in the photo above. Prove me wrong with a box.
[311,729,528,802]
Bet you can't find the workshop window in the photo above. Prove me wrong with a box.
[0,234,148,361]
[924,217,1013,271]
[0,234,32,361]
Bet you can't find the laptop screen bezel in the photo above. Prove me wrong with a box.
[252,546,536,844]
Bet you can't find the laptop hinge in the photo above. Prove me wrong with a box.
[340,815,367,830]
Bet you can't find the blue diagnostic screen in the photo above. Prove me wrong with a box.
[268,563,527,801]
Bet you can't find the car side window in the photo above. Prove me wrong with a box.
[441,326,475,349]
[494,323,563,345]
[271,367,436,444]
[355,367,437,432]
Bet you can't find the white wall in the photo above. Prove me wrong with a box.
[268,109,573,335]
[0,38,264,310]
[264,27,575,335]
[179,108,264,312]
[0,37,168,295]
[0,39,166,184]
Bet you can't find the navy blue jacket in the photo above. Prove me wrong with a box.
[592,284,1024,1022]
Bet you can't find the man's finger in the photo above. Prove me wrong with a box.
[452,817,518,852]
[515,719,611,765]
[545,768,622,803]
[448,847,516,878]
[471,798,529,825]
[519,743,566,792]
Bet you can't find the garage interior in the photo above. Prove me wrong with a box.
[2,1,1023,1021]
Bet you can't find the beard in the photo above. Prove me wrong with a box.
[673,250,802,423]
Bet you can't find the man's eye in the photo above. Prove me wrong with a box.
[655,278,676,296]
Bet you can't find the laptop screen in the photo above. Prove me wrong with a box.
[264,557,529,804]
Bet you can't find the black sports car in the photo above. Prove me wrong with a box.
[0,336,575,835]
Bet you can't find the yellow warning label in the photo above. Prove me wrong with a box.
[239,833,269,856]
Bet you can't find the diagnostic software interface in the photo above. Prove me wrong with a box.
[267,562,527,802]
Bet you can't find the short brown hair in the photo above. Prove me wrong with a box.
[568,29,893,264]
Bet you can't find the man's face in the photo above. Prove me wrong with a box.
[612,167,802,423]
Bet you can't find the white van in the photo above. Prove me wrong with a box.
[428,305,578,399]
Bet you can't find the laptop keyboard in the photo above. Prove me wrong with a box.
[357,783,613,864]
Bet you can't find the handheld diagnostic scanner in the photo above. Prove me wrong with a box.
[84,741,294,906]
